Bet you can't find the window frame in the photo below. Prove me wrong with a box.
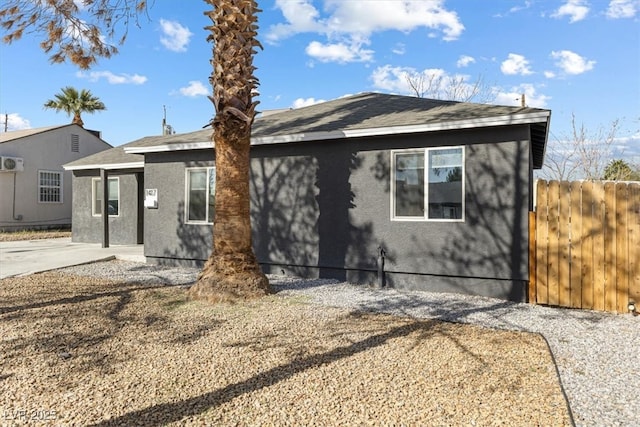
[390,146,465,222]
[185,167,216,225]
[38,170,63,204]
[91,177,120,217]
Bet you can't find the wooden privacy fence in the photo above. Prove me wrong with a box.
[529,180,640,313]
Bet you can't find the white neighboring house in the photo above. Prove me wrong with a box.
[0,124,111,231]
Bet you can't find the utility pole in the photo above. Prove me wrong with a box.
[521,93,526,107]
[3,113,7,132]
[162,105,167,135]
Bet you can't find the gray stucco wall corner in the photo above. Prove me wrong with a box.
[137,124,535,303]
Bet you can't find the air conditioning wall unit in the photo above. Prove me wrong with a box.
[0,156,25,172]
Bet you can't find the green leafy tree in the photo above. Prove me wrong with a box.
[603,159,640,181]
[44,86,106,127]
[2,0,270,301]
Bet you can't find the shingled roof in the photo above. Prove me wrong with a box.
[66,92,551,170]
[1,124,106,144]
[64,140,143,170]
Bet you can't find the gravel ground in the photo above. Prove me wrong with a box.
[0,230,71,242]
[2,260,638,426]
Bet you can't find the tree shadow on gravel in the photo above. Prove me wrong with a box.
[0,274,221,376]
[330,285,613,334]
[88,318,441,427]
[0,283,167,316]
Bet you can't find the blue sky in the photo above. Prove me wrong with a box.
[1,0,638,164]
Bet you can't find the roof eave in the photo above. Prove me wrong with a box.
[64,161,145,171]
[123,110,551,154]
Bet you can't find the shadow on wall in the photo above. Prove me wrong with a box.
[403,141,529,301]
[161,201,211,266]
[250,148,376,283]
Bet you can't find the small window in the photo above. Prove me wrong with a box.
[38,171,63,203]
[92,177,119,216]
[186,167,216,223]
[71,134,80,152]
[391,147,464,221]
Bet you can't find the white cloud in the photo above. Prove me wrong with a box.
[159,19,192,52]
[5,113,31,131]
[494,84,551,108]
[76,70,147,85]
[392,43,406,55]
[500,53,533,75]
[267,0,324,41]
[552,0,590,23]
[494,1,533,17]
[292,97,326,108]
[175,81,209,97]
[267,0,464,63]
[606,0,639,18]
[370,65,423,93]
[456,55,475,68]
[305,40,374,63]
[551,50,595,75]
[544,70,556,78]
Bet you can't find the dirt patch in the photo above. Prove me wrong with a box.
[0,272,572,426]
[0,229,71,242]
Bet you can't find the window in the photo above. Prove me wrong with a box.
[186,168,216,223]
[39,171,63,203]
[92,177,119,216]
[391,147,464,221]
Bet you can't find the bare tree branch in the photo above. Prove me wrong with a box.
[404,70,496,103]
[538,114,621,180]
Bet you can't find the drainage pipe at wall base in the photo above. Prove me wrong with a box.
[377,245,386,289]
[12,172,23,221]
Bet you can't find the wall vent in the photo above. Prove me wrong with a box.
[71,134,80,152]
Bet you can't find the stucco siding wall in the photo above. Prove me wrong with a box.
[144,152,214,261]
[144,125,532,300]
[71,170,142,244]
[0,126,110,230]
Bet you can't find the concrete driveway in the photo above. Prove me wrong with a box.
[0,238,145,279]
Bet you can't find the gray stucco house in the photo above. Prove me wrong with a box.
[0,124,111,231]
[65,92,550,301]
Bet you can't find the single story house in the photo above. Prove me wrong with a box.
[0,124,111,231]
[65,92,550,302]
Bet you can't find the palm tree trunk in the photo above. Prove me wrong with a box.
[188,0,270,302]
[72,112,84,127]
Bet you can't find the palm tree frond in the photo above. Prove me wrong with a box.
[43,86,105,126]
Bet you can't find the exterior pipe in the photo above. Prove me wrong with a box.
[377,245,386,288]
[101,168,109,248]
[12,172,22,221]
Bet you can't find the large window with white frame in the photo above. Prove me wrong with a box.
[38,171,63,203]
[186,167,216,223]
[391,146,464,221]
[92,177,120,216]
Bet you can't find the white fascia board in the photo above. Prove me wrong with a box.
[64,161,145,171]
[124,141,211,154]
[124,111,550,153]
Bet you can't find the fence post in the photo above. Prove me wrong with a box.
[529,211,536,304]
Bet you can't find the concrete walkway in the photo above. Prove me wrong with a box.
[0,238,145,279]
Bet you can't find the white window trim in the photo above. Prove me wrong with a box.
[91,177,120,217]
[185,167,216,225]
[38,170,63,204]
[390,146,465,222]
